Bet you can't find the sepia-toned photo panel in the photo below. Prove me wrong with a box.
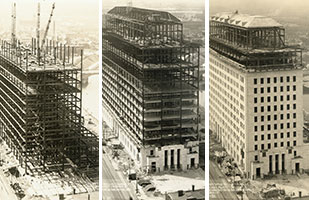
[102,0,205,199]
[0,0,99,199]
[209,0,309,199]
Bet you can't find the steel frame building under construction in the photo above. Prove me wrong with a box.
[0,38,98,175]
[103,7,200,173]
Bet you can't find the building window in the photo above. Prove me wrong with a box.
[274,124,277,130]
[254,116,258,122]
[293,85,296,91]
[274,142,277,148]
[293,141,296,146]
[294,151,297,157]
[261,125,264,131]
[274,133,278,139]
[274,96,277,102]
[267,106,271,112]
[274,77,277,83]
[288,149,292,154]
[260,78,264,84]
[261,116,264,122]
[281,142,284,147]
[261,135,264,141]
[287,132,290,138]
[267,96,271,102]
[274,87,277,92]
[261,88,264,94]
[261,144,264,150]
[287,113,290,119]
[254,107,257,113]
[293,76,296,82]
[281,123,284,129]
[268,134,271,140]
[280,95,283,101]
[254,88,257,94]
[280,114,284,120]
[150,150,154,156]
[287,104,290,110]
[274,114,277,120]
[267,124,271,131]
[255,145,258,150]
[287,123,290,129]
[261,97,264,103]
[280,76,283,82]
[293,131,297,137]
[263,152,266,157]
[255,155,258,161]
[293,122,296,128]
[287,141,290,147]
[274,105,277,111]
[254,78,257,84]
[261,106,264,112]
[287,95,290,101]
[267,115,271,121]
[280,86,283,92]
[287,76,290,82]
[267,77,271,84]
[293,104,296,109]
[267,87,271,93]
[287,85,290,92]
[254,126,258,132]
[268,143,271,149]
[281,132,284,138]
[293,113,296,119]
[293,95,296,100]
[280,105,284,110]
[255,135,258,141]
[254,97,258,103]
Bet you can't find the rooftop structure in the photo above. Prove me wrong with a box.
[103,6,200,172]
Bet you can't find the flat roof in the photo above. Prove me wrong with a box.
[211,12,282,28]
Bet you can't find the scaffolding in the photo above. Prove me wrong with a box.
[0,38,98,174]
[210,12,303,71]
[103,7,200,147]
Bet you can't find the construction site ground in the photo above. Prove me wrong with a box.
[105,137,205,200]
[0,139,98,200]
[249,174,309,198]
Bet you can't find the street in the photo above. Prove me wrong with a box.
[103,153,135,200]
[209,160,239,200]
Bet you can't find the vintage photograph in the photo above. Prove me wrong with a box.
[0,0,99,199]
[102,0,205,199]
[209,0,309,199]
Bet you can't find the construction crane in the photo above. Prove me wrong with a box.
[37,2,40,57]
[41,3,55,50]
[11,3,16,48]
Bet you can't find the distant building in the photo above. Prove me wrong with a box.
[102,7,200,173]
[209,12,309,179]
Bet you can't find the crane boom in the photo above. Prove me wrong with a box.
[11,3,16,48]
[41,3,55,50]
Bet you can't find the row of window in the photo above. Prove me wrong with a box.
[254,85,296,94]
[254,95,296,103]
[254,113,297,122]
[254,149,295,161]
[254,140,297,151]
[254,122,297,132]
[254,131,297,141]
[254,104,296,113]
[254,76,296,85]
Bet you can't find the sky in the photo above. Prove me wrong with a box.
[210,0,309,18]
[0,0,99,31]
